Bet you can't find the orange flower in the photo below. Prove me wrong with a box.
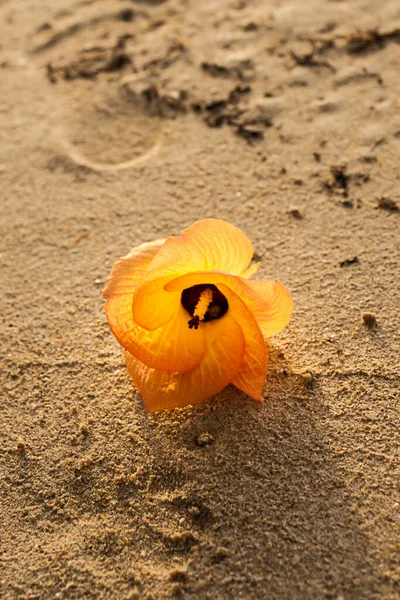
[103,219,293,412]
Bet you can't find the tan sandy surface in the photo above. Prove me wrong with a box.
[1,0,400,598]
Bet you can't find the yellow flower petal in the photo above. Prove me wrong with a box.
[102,238,165,300]
[165,271,293,337]
[243,279,293,336]
[106,293,206,373]
[132,304,207,372]
[217,284,267,401]
[241,261,260,279]
[144,219,255,280]
[132,276,179,330]
[103,239,206,372]
[124,313,245,412]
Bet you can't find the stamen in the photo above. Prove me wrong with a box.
[181,283,229,329]
[193,288,213,321]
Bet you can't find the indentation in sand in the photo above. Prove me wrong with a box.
[27,0,163,171]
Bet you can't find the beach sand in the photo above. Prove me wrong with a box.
[1,0,399,598]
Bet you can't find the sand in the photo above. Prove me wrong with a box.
[1,0,400,598]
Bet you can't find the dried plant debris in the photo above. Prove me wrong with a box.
[236,122,265,141]
[117,8,135,22]
[290,46,336,73]
[362,313,378,329]
[201,98,242,128]
[122,80,188,118]
[294,28,400,62]
[319,21,337,35]
[192,85,249,126]
[39,15,270,144]
[324,165,350,197]
[201,58,255,81]
[340,256,359,268]
[235,106,272,141]
[289,208,303,220]
[121,78,270,141]
[142,40,187,71]
[376,197,399,212]
[193,85,270,141]
[46,38,133,82]
[322,166,370,208]
[242,21,259,32]
[343,28,400,54]
[195,432,215,447]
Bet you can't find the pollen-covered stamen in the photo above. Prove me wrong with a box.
[181,283,229,329]
[193,287,213,320]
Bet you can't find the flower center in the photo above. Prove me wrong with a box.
[181,284,229,330]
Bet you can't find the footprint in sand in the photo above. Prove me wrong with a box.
[27,0,165,171]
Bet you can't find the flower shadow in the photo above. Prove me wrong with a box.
[143,353,378,598]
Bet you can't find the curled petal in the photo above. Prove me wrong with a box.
[103,239,206,372]
[243,280,293,336]
[132,304,206,373]
[144,219,255,280]
[105,295,206,373]
[218,284,267,401]
[102,238,165,299]
[165,271,293,337]
[132,276,179,330]
[241,261,260,279]
[103,238,167,347]
[125,313,246,412]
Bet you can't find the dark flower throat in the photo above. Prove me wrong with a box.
[181,284,229,330]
